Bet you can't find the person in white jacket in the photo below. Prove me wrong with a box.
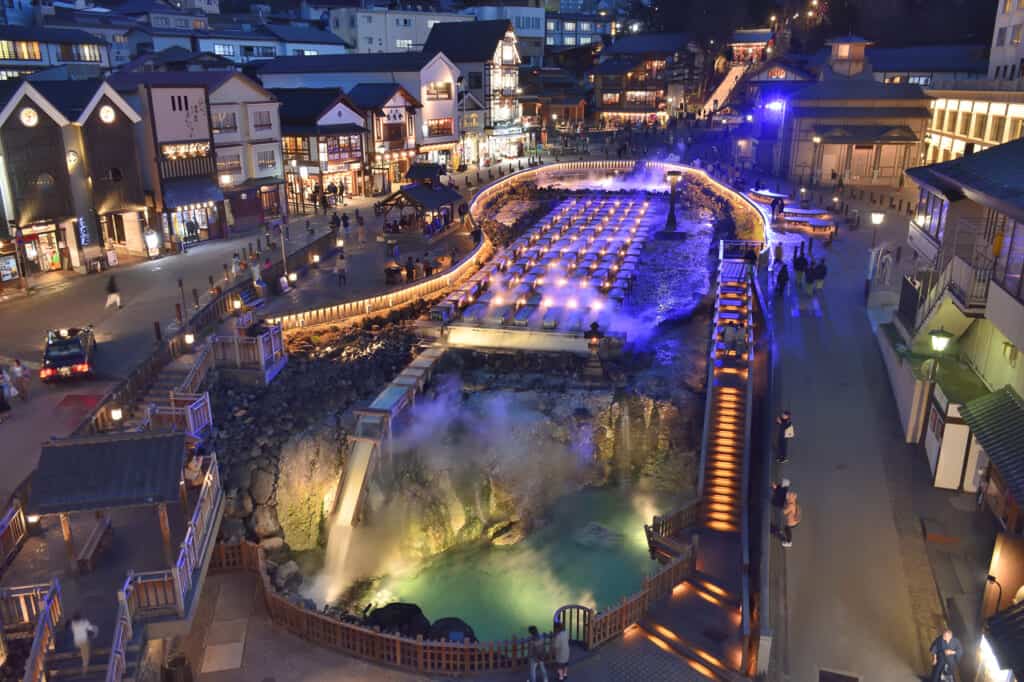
[70,612,99,674]
[552,621,570,680]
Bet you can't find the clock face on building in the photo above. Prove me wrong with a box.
[99,105,116,124]
[20,107,38,127]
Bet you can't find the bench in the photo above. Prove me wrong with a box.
[76,515,113,574]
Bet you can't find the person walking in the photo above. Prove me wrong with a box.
[777,491,801,548]
[929,628,962,682]
[11,359,29,402]
[105,276,122,310]
[793,251,807,289]
[552,621,570,680]
[333,252,347,286]
[231,252,241,278]
[527,625,549,682]
[803,260,817,295]
[772,242,783,270]
[356,214,367,244]
[0,365,17,408]
[330,211,341,236]
[775,263,789,296]
[70,612,99,675]
[814,260,828,293]
[405,256,415,282]
[252,258,262,285]
[776,410,794,463]
[342,212,351,241]
[414,257,425,280]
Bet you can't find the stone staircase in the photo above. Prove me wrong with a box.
[41,631,143,682]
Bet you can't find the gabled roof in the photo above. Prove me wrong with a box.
[269,87,349,128]
[961,387,1024,503]
[399,182,461,210]
[258,50,435,75]
[986,598,1024,677]
[106,70,236,92]
[0,81,70,128]
[422,19,511,63]
[262,23,346,45]
[793,78,929,102]
[30,432,187,515]
[0,24,107,45]
[29,79,140,124]
[731,28,773,45]
[106,0,199,16]
[905,140,1024,220]
[117,46,236,72]
[603,32,693,57]
[346,82,420,110]
[592,57,642,75]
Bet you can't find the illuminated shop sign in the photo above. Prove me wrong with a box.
[161,142,210,159]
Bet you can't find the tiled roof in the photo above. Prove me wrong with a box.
[986,599,1024,677]
[0,24,107,45]
[30,79,106,120]
[603,32,693,56]
[107,70,236,92]
[30,432,187,515]
[400,182,461,210]
[346,82,419,109]
[262,23,347,45]
[810,123,919,144]
[731,29,773,45]
[791,106,932,119]
[422,19,511,63]
[961,386,1024,503]
[592,58,641,75]
[905,140,1024,218]
[793,78,929,102]
[268,87,345,127]
[868,44,988,74]
[258,51,433,75]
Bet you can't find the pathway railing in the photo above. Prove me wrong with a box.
[20,580,62,682]
[0,582,50,634]
[0,505,27,568]
[208,540,695,675]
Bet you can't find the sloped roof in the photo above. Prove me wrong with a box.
[399,182,461,210]
[905,140,1024,220]
[0,24,106,45]
[603,32,693,56]
[422,19,510,63]
[406,162,444,181]
[262,23,346,45]
[986,599,1024,676]
[117,46,235,72]
[30,80,106,120]
[106,70,236,92]
[30,433,187,515]
[592,58,642,75]
[961,386,1024,503]
[793,78,929,102]
[346,82,420,110]
[731,28,773,45]
[258,51,434,75]
[867,44,988,75]
[269,87,346,127]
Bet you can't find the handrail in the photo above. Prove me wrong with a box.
[21,579,62,682]
[105,579,135,682]
[0,582,50,632]
[0,505,27,568]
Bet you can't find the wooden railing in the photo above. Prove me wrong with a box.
[21,580,62,682]
[173,452,223,616]
[649,497,702,538]
[0,582,50,634]
[106,579,136,682]
[124,570,178,618]
[0,505,27,568]
[211,325,285,371]
[178,343,213,395]
[208,539,695,674]
[153,392,212,438]
[266,237,494,330]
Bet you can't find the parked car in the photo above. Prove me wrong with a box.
[39,327,96,382]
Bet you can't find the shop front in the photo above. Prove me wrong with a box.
[286,162,365,215]
[160,177,225,251]
[371,149,416,196]
[418,142,458,172]
[18,222,68,274]
[486,125,526,162]
[0,240,19,285]
[224,181,285,231]
[99,211,150,259]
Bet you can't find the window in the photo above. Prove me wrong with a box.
[252,110,272,130]
[257,150,276,170]
[364,37,373,47]
[563,35,576,45]
[1011,117,1024,140]
[32,173,55,187]
[1014,24,1023,46]
[943,109,956,132]
[973,113,988,138]
[395,39,413,49]
[292,49,318,56]
[990,115,1005,142]
[242,45,276,58]
[395,17,410,26]
[322,134,360,165]
[101,214,126,243]
[928,405,944,441]
[564,21,576,32]
[468,72,482,89]
[991,210,1024,301]
[425,81,452,100]
[997,27,1007,46]
[908,75,931,85]
[113,34,128,44]
[169,95,189,112]
[580,22,591,31]
[363,14,372,23]
[545,35,555,45]
[216,153,241,174]
[580,35,591,44]
[211,111,237,133]
[175,18,187,28]
[959,111,971,136]
[601,92,620,104]
[59,43,101,62]
[426,117,453,137]
[546,20,557,31]
[0,40,41,60]
[282,136,309,160]
[836,43,851,59]
[192,19,204,30]
[1005,0,1013,11]
[213,43,235,56]
[914,189,948,243]
[625,90,659,106]
[152,16,169,26]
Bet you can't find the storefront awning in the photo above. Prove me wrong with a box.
[399,183,462,210]
[228,176,285,192]
[163,177,224,210]
[810,124,920,145]
[961,386,1024,504]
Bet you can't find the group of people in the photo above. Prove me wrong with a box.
[526,621,571,682]
[403,253,439,283]
[330,210,367,245]
[773,242,828,297]
[0,359,30,421]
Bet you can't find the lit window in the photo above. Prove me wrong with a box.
[1013,24,1023,46]
[563,35,576,45]
[253,110,272,130]
[546,20,556,31]
[214,43,235,56]
[425,81,452,100]
[396,39,413,49]
[257,150,276,170]
[426,117,453,137]
[580,22,591,31]
[217,153,242,174]
[545,35,555,45]
[564,21,576,32]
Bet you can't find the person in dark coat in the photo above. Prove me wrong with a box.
[775,262,789,296]
[929,629,962,682]
[776,410,794,463]
[405,256,415,282]
[793,252,808,288]
[105,276,122,310]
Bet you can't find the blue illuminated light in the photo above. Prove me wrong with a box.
[765,100,786,112]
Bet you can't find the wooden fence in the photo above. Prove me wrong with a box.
[266,237,494,331]
[20,580,62,682]
[0,505,27,569]
[208,538,695,675]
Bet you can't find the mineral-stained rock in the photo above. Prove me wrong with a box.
[276,425,345,551]
[219,518,246,543]
[249,504,282,538]
[250,468,276,506]
[490,523,525,547]
[273,560,301,590]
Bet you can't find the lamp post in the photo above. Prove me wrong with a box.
[870,211,885,248]
[987,574,1004,613]
[665,170,682,229]
[926,327,953,382]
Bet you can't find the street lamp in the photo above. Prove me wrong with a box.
[870,211,885,247]
[926,327,954,381]
[665,170,683,229]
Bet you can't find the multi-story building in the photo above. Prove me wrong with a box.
[111,71,287,234]
[257,50,462,170]
[0,26,110,81]
[991,0,1024,81]
[544,12,610,50]
[423,19,526,160]
[592,33,703,125]
[272,88,369,213]
[327,5,471,53]
[345,82,421,194]
[0,79,145,282]
[729,28,773,64]
[108,73,228,252]
[125,22,347,64]
[922,86,1024,164]
[464,4,545,67]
